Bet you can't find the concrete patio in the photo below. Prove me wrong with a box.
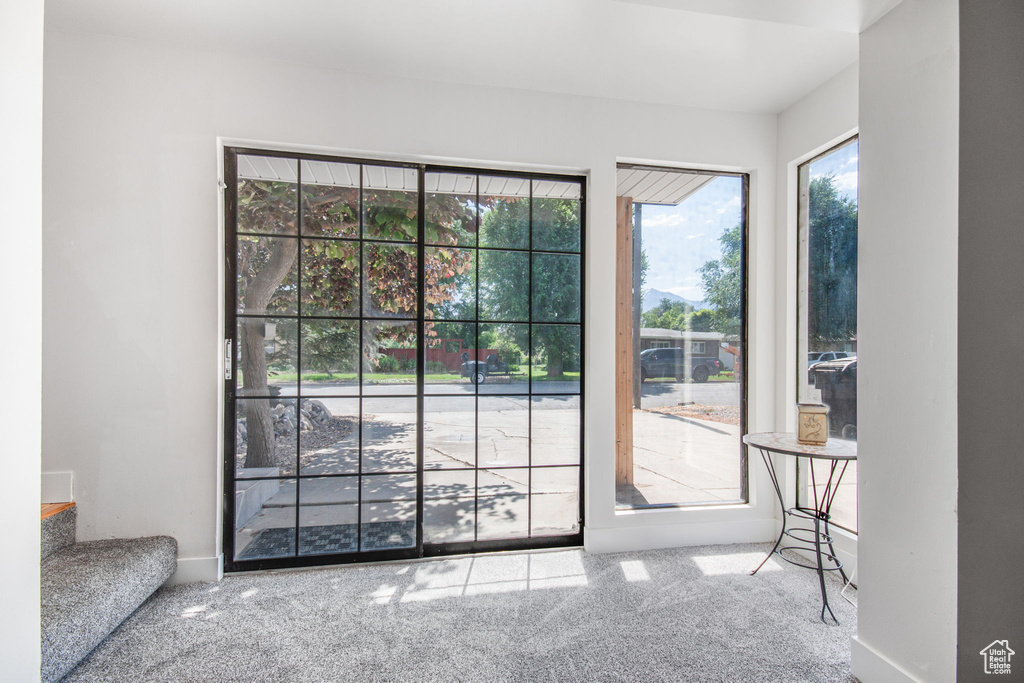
[235,380,856,560]
[617,410,743,507]
[234,396,581,558]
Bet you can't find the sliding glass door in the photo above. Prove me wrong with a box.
[224,149,584,571]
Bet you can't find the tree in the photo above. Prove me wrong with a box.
[640,299,718,334]
[807,174,857,344]
[296,321,359,378]
[688,308,716,332]
[237,177,480,468]
[641,298,692,330]
[698,223,742,337]
[236,181,300,470]
[478,197,581,377]
[692,173,856,345]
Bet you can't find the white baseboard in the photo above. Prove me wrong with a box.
[168,555,224,585]
[584,518,777,554]
[41,471,73,503]
[851,636,923,683]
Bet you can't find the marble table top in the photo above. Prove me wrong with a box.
[743,432,857,460]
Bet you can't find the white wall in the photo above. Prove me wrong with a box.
[42,29,782,579]
[773,63,860,573]
[775,61,859,427]
[853,0,959,681]
[0,0,44,680]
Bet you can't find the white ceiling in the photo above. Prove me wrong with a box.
[616,167,714,205]
[44,0,892,114]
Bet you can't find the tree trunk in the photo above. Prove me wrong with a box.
[546,348,564,377]
[240,238,298,469]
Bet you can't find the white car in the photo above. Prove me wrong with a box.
[807,351,852,368]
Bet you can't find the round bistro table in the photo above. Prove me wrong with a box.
[743,432,857,624]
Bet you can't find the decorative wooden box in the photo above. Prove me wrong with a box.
[797,403,829,445]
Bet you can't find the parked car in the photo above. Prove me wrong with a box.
[809,357,857,439]
[639,347,723,384]
[808,351,850,381]
[807,350,851,368]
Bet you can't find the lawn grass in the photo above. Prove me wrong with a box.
[255,368,582,384]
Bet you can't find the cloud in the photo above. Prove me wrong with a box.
[808,168,858,201]
[686,233,705,240]
[833,170,858,193]
[715,198,740,215]
[641,213,688,228]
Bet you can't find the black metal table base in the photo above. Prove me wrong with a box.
[751,447,850,624]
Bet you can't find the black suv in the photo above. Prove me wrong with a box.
[639,347,723,384]
[809,357,857,439]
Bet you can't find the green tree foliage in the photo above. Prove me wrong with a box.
[428,321,474,346]
[298,321,358,378]
[237,177,480,468]
[491,335,526,369]
[698,223,743,337]
[689,309,716,332]
[533,197,581,252]
[479,325,529,369]
[807,174,857,344]
[692,174,856,346]
[640,298,718,333]
[478,197,581,376]
[641,298,692,329]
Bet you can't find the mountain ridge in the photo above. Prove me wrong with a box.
[642,288,707,313]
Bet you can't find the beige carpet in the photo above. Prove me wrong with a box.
[64,542,857,682]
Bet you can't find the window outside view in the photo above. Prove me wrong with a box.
[798,138,859,533]
[229,152,583,567]
[616,167,746,508]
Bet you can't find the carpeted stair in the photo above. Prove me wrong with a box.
[40,503,177,682]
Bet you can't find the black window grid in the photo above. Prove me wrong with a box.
[224,148,585,572]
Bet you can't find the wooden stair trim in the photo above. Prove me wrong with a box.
[41,502,76,520]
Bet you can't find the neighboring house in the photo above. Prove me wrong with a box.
[639,328,735,369]
[639,328,723,355]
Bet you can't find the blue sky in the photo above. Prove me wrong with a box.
[809,138,859,202]
[640,141,858,304]
[640,175,743,303]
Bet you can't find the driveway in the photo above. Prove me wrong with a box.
[639,380,740,408]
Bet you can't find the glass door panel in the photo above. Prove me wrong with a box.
[614,165,747,509]
[797,137,859,533]
[226,151,583,571]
